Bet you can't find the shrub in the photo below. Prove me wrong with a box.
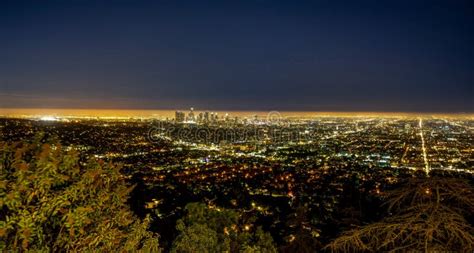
[0,138,160,252]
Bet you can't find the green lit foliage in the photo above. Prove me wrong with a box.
[326,177,474,252]
[171,202,277,253]
[172,223,221,253]
[0,138,160,252]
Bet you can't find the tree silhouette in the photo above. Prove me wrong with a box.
[281,205,322,253]
[325,177,474,252]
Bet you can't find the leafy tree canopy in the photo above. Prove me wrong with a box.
[0,137,160,252]
[171,202,276,253]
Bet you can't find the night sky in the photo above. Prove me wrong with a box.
[1,0,473,112]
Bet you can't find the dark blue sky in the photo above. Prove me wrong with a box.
[1,0,473,112]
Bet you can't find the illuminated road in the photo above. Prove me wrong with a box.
[418,118,430,175]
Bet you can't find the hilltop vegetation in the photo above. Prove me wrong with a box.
[0,137,160,252]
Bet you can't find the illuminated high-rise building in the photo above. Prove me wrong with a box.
[187,107,195,122]
[175,111,185,122]
[174,111,185,122]
[198,112,203,122]
[204,111,210,123]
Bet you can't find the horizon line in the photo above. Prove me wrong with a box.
[1,108,473,118]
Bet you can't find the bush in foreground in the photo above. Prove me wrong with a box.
[0,139,160,252]
[171,202,277,253]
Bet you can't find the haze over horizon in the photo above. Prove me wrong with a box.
[1,0,473,112]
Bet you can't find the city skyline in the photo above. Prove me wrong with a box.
[1,108,474,120]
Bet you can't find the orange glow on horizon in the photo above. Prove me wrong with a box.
[0,108,473,119]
